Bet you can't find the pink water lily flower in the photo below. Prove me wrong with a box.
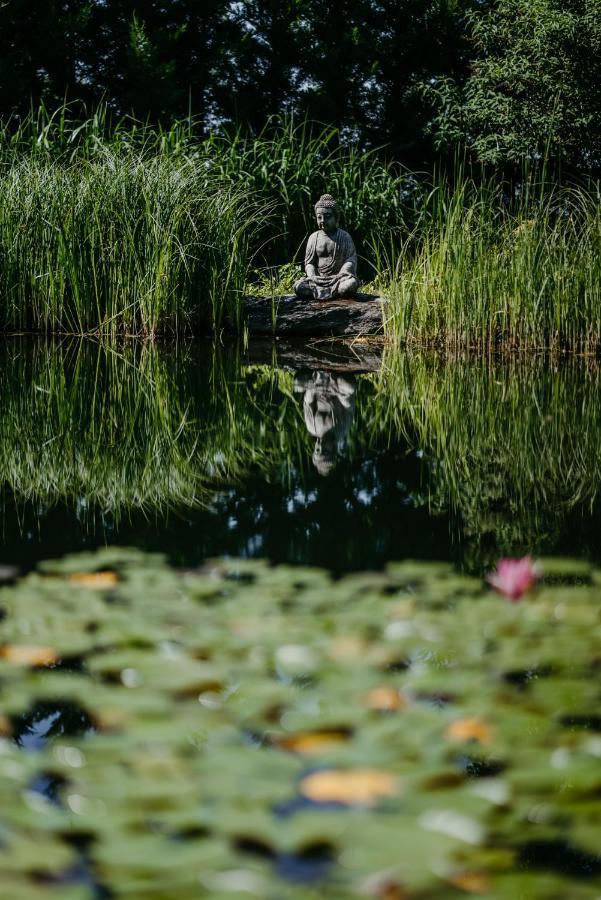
[486,556,540,601]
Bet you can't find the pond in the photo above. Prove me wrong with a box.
[1,337,601,575]
[1,337,601,899]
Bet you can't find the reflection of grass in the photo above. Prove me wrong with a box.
[0,340,207,511]
[370,350,601,565]
[0,340,311,514]
[4,339,601,569]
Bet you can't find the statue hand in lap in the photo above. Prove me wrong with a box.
[294,194,359,300]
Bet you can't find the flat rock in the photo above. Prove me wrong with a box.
[242,293,385,337]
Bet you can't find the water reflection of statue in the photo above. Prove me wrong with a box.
[294,371,356,476]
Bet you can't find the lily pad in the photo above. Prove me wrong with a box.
[0,549,599,897]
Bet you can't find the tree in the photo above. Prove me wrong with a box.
[0,0,93,116]
[426,0,601,170]
[83,0,231,122]
[1,0,599,172]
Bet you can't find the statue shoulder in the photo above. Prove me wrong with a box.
[337,228,355,246]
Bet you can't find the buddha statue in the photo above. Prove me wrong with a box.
[294,194,359,300]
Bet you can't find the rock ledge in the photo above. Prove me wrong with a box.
[242,293,385,336]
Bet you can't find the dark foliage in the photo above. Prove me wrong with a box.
[0,0,599,170]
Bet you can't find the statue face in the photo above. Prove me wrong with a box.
[315,207,338,235]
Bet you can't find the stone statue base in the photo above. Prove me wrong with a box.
[242,293,385,337]
[243,339,384,374]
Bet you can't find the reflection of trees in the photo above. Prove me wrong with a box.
[11,700,94,751]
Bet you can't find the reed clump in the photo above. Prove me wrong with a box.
[0,152,261,335]
[0,106,417,334]
[202,117,419,264]
[374,175,601,350]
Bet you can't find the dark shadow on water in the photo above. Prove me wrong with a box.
[11,700,96,750]
[518,840,601,879]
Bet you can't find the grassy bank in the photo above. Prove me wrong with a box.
[0,154,260,335]
[0,108,412,335]
[374,176,601,350]
[1,106,600,342]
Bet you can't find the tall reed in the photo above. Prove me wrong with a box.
[203,117,418,265]
[374,173,601,350]
[5,339,601,570]
[0,152,261,335]
[0,106,417,334]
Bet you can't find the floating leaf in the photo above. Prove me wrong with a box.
[271,730,351,755]
[445,718,493,745]
[1,548,600,897]
[69,570,119,589]
[328,636,367,662]
[0,645,58,666]
[299,769,401,806]
[448,870,492,893]
[360,870,409,899]
[419,809,484,845]
[362,686,408,712]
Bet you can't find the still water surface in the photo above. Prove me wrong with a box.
[3,338,601,895]
[1,337,601,574]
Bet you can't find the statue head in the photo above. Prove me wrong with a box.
[314,194,340,236]
[312,436,337,477]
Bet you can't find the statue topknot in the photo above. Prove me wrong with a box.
[314,194,339,213]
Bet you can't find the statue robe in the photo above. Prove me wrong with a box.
[304,228,357,277]
[294,228,359,300]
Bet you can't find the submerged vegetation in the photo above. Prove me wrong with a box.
[1,547,600,898]
[1,108,600,345]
